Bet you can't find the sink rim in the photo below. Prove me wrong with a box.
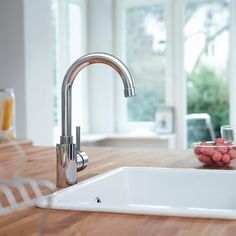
[37,167,236,219]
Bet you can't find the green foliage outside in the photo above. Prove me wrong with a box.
[187,65,229,138]
[127,56,165,122]
[126,6,165,122]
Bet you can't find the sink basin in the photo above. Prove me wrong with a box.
[37,167,236,219]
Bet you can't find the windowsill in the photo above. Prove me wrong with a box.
[54,126,176,148]
[82,132,175,140]
[81,132,176,149]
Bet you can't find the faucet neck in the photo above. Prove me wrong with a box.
[60,52,135,141]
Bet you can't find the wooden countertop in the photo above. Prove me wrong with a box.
[1,143,236,236]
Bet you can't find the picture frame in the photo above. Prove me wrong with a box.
[155,106,174,134]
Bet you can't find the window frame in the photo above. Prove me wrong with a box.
[52,0,87,144]
[114,0,186,147]
[114,0,236,148]
[229,0,236,126]
[115,0,171,130]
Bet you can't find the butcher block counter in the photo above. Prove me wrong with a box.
[1,141,236,236]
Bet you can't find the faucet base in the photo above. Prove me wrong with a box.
[56,143,77,188]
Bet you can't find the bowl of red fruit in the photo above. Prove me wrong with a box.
[193,138,236,166]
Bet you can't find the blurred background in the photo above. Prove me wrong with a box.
[0,0,235,149]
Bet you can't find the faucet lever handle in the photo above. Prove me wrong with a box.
[76,126,81,152]
[76,126,88,172]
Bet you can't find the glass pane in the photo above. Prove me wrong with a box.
[68,2,82,63]
[68,2,83,135]
[125,5,166,121]
[51,0,84,143]
[185,0,230,144]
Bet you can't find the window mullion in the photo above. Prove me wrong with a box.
[229,0,236,125]
[171,0,186,148]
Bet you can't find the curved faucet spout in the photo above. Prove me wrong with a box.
[61,52,136,139]
[57,52,135,187]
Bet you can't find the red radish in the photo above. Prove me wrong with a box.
[222,154,231,164]
[215,138,225,145]
[217,147,228,154]
[198,154,211,164]
[228,149,236,159]
[194,147,201,155]
[194,138,236,166]
[212,151,222,162]
[200,147,215,156]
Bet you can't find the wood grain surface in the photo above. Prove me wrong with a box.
[0,143,236,236]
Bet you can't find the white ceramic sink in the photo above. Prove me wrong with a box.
[37,167,236,219]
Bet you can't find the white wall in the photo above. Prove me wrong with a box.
[24,0,54,146]
[0,0,27,138]
[0,0,54,146]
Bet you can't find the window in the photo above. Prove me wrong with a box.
[115,0,172,134]
[116,0,236,147]
[51,0,87,144]
[125,4,167,122]
[185,0,230,139]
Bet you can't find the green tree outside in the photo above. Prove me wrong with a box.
[187,65,229,138]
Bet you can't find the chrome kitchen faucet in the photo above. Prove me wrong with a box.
[57,52,136,188]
